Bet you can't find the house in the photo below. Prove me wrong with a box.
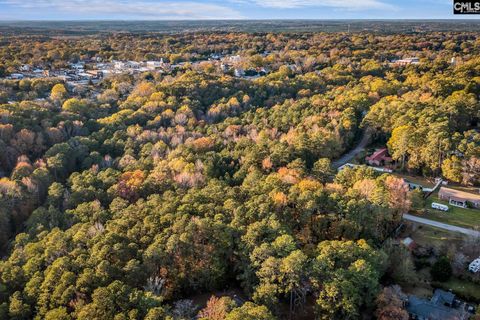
[125,61,141,69]
[146,60,164,70]
[469,258,480,273]
[86,70,103,79]
[9,73,24,80]
[228,55,241,63]
[114,61,126,70]
[77,72,93,80]
[401,237,416,250]
[438,187,480,208]
[406,289,467,320]
[431,289,456,308]
[234,68,245,77]
[210,53,221,60]
[220,63,229,73]
[70,62,85,70]
[365,148,392,166]
[393,57,420,66]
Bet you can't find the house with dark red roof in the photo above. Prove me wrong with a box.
[365,148,393,166]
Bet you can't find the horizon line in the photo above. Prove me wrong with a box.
[1,18,480,22]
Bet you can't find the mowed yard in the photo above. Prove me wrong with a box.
[404,225,480,303]
[434,278,480,302]
[416,194,480,230]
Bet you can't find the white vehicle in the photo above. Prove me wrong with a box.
[431,202,449,212]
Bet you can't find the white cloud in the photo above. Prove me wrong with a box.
[0,0,243,19]
[232,0,394,10]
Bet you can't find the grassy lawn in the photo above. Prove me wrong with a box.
[433,278,480,302]
[416,195,480,229]
[446,184,480,195]
[392,173,436,188]
[408,223,466,249]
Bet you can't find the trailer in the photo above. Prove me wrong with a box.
[431,202,449,212]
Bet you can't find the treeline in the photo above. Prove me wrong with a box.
[1,31,479,75]
[0,30,478,319]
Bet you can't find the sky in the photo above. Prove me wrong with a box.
[0,0,473,20]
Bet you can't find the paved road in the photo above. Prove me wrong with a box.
[403,213,480,237]
[332,129,371,168]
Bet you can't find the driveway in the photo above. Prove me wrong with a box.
[332,129,371,168]
[403,213,480,237]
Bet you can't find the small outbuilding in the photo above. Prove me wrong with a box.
[401,237,416,250]
[469,258,480,273]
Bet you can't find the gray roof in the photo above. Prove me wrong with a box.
[407,295,462,320]
[431,289,455,306]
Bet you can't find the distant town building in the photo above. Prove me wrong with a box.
[234,68,245,77]
[393,57,420,66]
[220,63,229,73]
[9,73,24,80]
[114,61,126,70]
[469,258,480,273]
[70,62,85,70]
[438,187,480,208]
[228,55,241,63]
[146,59,165,70]
[126,61,141,68]
[210,53,221,60]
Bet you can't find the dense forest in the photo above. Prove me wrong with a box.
[0,27,479,319]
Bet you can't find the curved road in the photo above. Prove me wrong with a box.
[403,213,480,237]
[331,129,480,238]
[332,129,371,168]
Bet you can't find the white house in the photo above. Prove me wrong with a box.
[9,73,24,79]
[228,55,241,63]
[146,59,165,70]
[70,62,85,70]
[126,61,141,69]
[114,61,126,70]
[469,258,480,273]
[393,57,420,66]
